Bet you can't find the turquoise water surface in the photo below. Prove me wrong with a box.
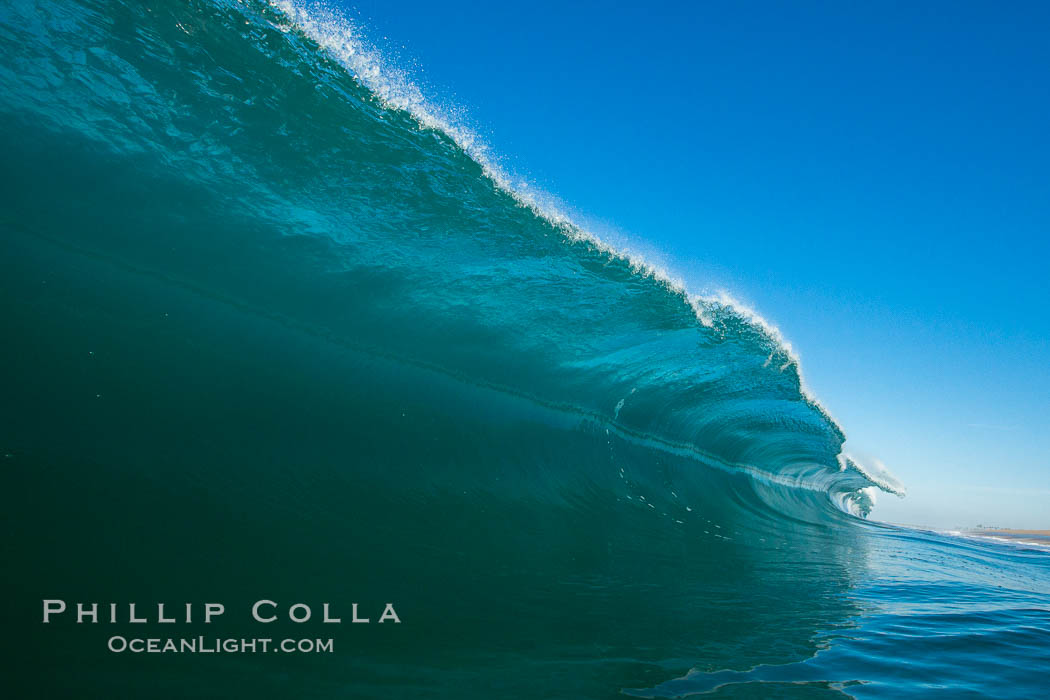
[1,1,1048,697]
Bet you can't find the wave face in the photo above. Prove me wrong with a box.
[4,0,900,517]
[1,2,1047,699]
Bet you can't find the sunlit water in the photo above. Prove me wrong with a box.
[2,1,1047,697]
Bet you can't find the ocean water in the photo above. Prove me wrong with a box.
[1,1,1047,698]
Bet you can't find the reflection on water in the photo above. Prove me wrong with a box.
[631,527,1050,699]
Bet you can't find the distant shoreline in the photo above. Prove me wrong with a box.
[967,529,1050,540]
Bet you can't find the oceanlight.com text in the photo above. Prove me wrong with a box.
[107,636,334,654]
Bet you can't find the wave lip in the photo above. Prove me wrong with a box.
[266,0,907,514]
[258,0,908,515]
[261,0,904,513]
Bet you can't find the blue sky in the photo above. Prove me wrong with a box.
[341,0,1049,529]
